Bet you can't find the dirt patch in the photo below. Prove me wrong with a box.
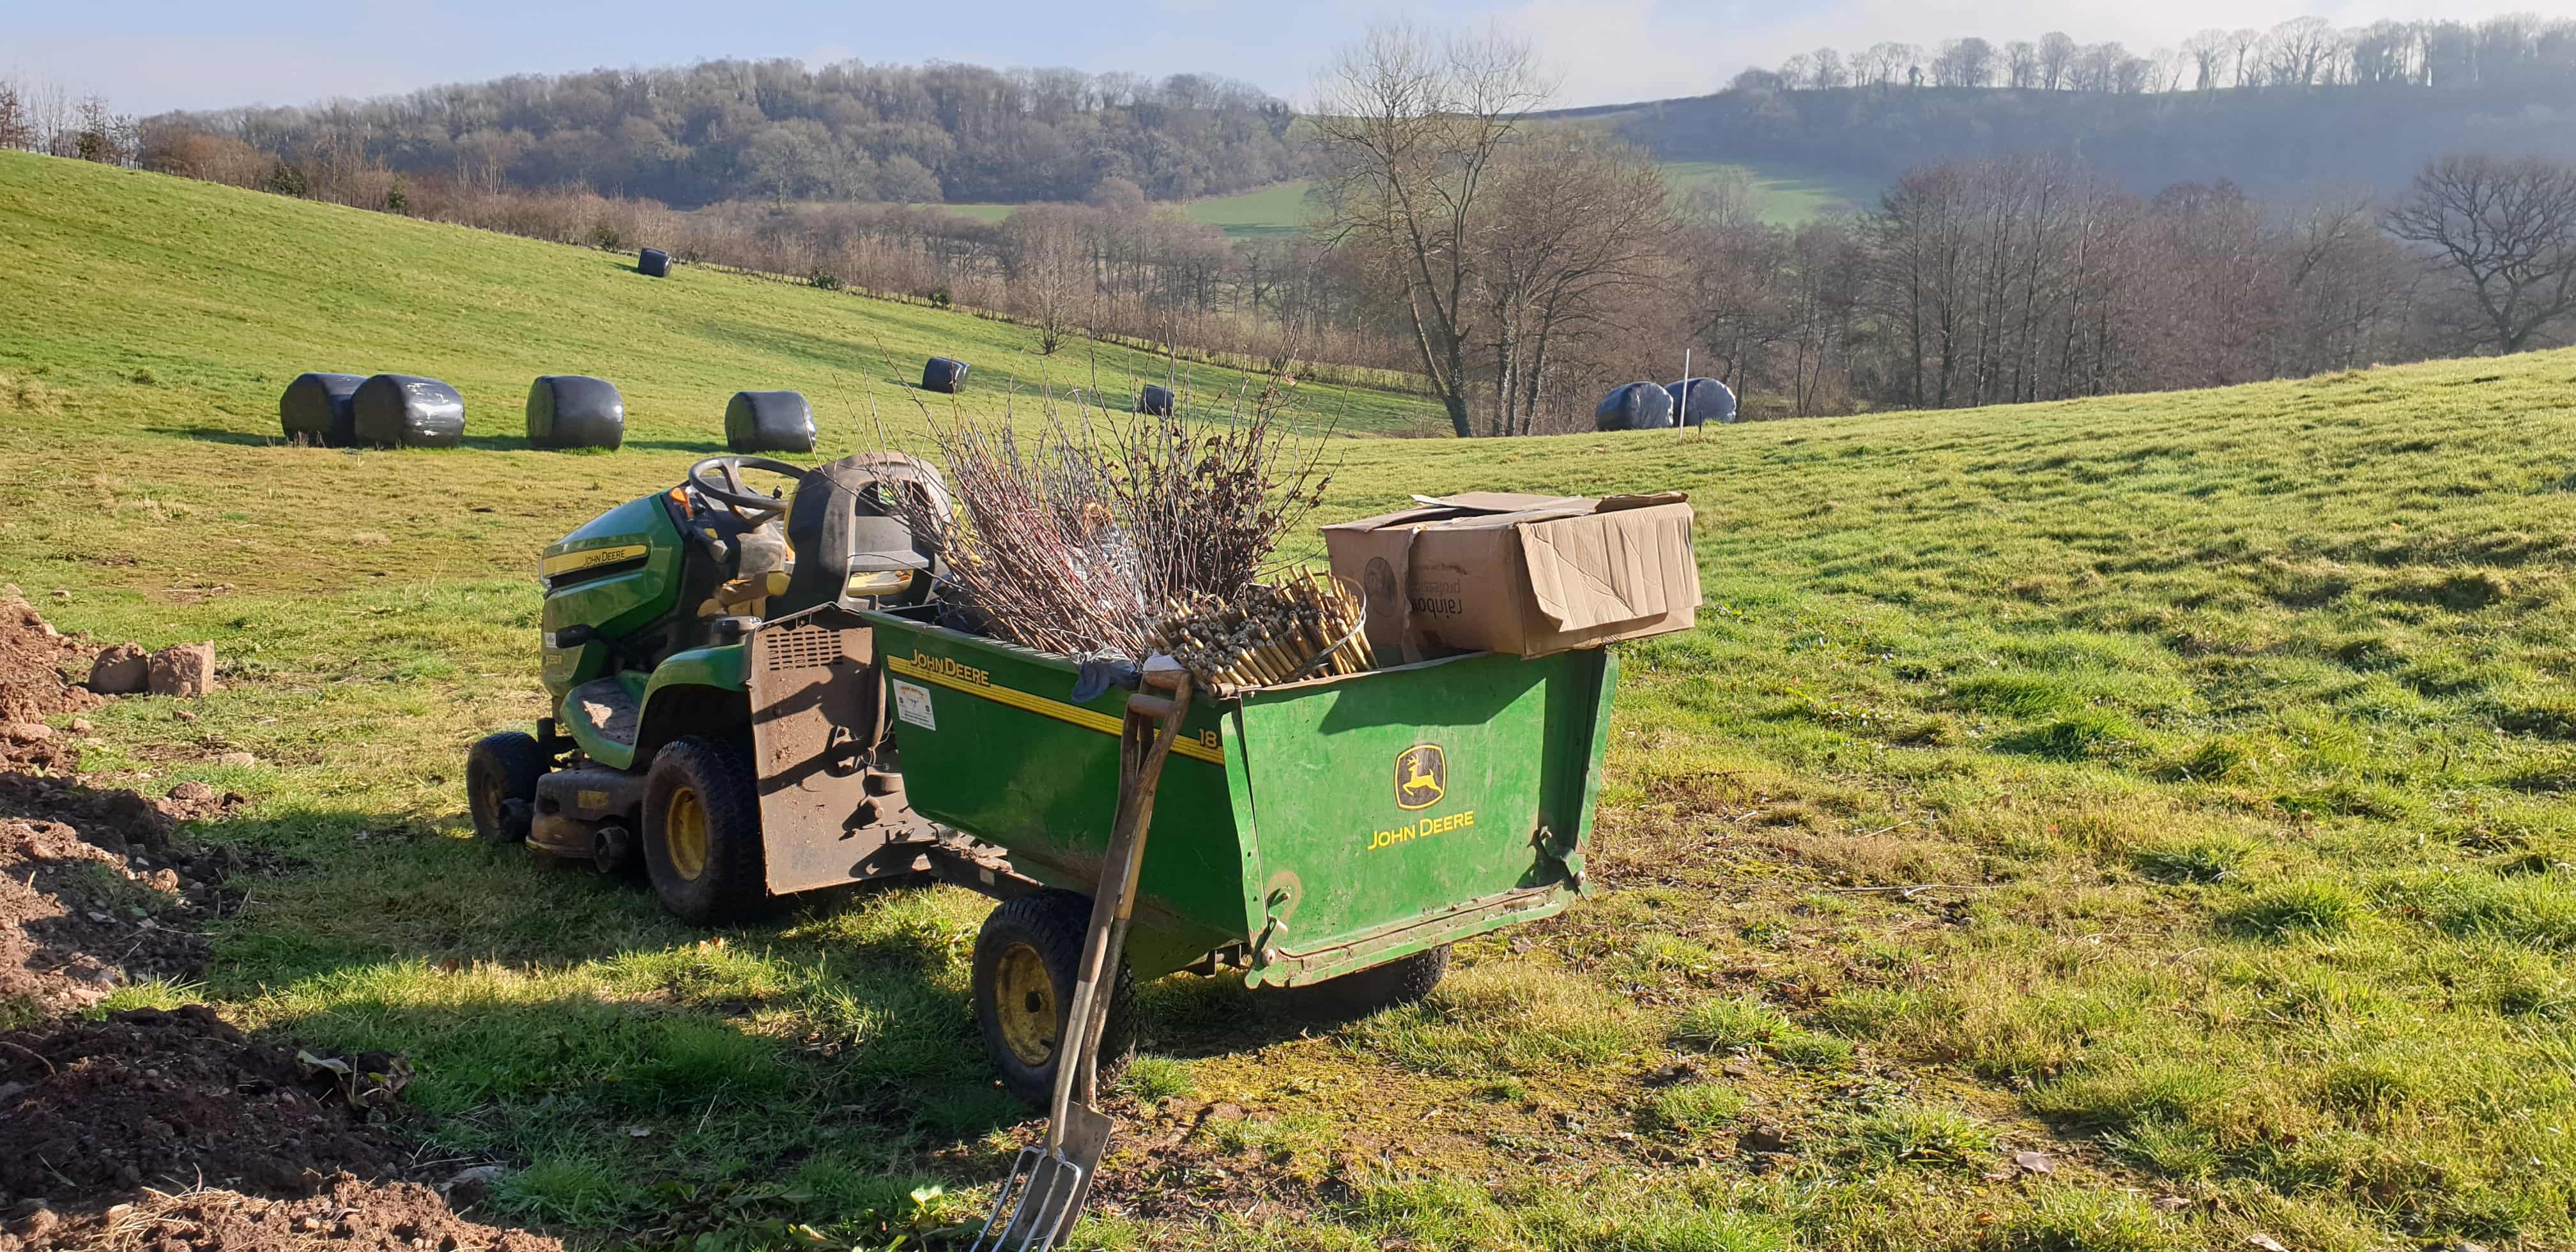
[0,779,249,1018]
[0,1006,413,1206]
[1,1173,562,1252]
[0,595,101,730]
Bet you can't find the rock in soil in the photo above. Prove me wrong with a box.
[84,643,149,696]
[0,1173,563,1251]
[0,1007,415,1207]
[146,644,217,699]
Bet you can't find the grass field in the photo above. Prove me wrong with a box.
[1659,161,1880,224]
[11,149,2576,1251]
[935,157,1862,241]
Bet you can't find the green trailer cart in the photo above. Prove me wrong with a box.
[863,604,1614,993]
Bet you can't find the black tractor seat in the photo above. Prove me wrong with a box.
[774,452,951,617]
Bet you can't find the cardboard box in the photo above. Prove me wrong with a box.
[1323,491,1701,661]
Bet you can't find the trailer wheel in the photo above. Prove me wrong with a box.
[641,736,770,924]
[972,891,1137,1105]
[1268,945,1450,1021]
[465,731,546,843]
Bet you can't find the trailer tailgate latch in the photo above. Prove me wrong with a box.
[1535,826,1589,895]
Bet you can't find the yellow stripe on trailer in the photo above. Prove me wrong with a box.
[886,654,1225,765]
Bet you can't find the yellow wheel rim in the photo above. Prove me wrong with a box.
[664,785,709,881]
[993,942,1059,1067]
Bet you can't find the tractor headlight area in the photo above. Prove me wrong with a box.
[845,569,916,597]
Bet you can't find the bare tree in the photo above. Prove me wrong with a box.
[0,79,30,152]
[2005,42,2040,89]
[2037,32,2079,89]
[1478,130,1674,434]
[1933,38,1998,88]
[2225,29,2264,87]
[1002,209,1094,355]
[1810,48,1848,90]
[1310,24,1552,437]
[2385,154,2576,353]
[2183,29,2230,89]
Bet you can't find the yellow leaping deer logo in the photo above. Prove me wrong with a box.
[1395,745,1446,811]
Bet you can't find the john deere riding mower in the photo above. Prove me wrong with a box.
[464,454,950,923]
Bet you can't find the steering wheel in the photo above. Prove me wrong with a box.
[686,455,805,521]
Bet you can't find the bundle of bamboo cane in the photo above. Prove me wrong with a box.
[1153,570,1376,689]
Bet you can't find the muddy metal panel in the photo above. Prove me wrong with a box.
[861,613,1246,974]
[749,618,928,894]
[1234,648,1610,986]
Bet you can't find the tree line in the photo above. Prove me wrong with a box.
[1749,14,2576,96]
[153,59,1303,208]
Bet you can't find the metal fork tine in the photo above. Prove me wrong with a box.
[969,1147,1039,1251]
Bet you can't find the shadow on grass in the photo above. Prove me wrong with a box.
[154,427,727,456]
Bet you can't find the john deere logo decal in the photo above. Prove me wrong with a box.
[1395,745,1446,811]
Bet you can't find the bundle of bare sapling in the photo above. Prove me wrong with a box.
[893,387,1333,665]
[1154,570,1375,689]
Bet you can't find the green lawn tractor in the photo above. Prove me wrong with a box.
[467,454,1618,1117]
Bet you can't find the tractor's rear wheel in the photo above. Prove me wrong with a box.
[641,736,770,924]
[465,731,547,844]
[1266,945,1450,1021]
[971,890,1137,1105]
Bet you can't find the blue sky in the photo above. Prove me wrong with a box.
[14,0,2576,116]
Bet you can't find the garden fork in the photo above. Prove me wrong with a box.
[972,668,1193,1252]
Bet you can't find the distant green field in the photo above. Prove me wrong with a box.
[916,158,1864,241]
[1659,160,1881,223]
[1182,181,1313,240]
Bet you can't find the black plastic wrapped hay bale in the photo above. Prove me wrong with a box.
[1593,381,1674,432]
[279,372,365,447]
[638,248,670,278]
[1666,377,1739,427]
[351,374,466,448]
[526,375,625,450]
[1137,384,1174,416]
[724,390,817,454]
[921,357,969,393]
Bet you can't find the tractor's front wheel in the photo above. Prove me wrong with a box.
[641,736,770,924]
[972,891,1137,1104]
[465,731,547,844]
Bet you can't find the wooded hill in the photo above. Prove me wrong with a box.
[1573,80,2576,201]
[176,60,1305,208]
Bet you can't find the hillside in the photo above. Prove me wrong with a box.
[8,149,2576,1249]
[1575,80,2576,200]
[0,153,1440,452]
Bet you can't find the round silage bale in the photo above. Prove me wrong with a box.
[351,374,467,449]
[1665,377,1739,426]
[921,358,969,393]
[1137,384,1174,416]
[1594,381,1675,432]
[725,390,816,454]
[639,248,671,278]
[526,376,626,450]
[280,372,365,447]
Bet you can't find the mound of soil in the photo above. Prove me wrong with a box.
[0,1173,562,1252]
[0,1007,413,1206]
[0,595,100,729]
